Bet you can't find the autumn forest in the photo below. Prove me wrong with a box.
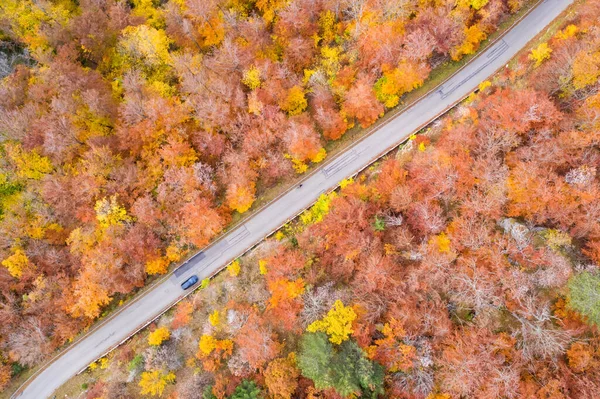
[1,0,600,397]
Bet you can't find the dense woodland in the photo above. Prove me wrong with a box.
[22,0,600,397]
[0,0,528,388]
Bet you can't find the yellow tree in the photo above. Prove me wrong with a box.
[572,50,600,89]
[529,42,553,68]
[148,327,170,346]
[94,195,132,228]
[307,300,357,344]
[5,143,53,180]
[118,25,171,69]
[1,248,29,279]
[145,255,170,275]
[280,86,308,116]
[228,259,241,277]
[242,66,262,89]
[0,0,74,52]
[451,24,487,61]
[138,370,176,396]
[374,62,428,108]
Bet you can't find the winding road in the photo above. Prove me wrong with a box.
[12,0,573,397]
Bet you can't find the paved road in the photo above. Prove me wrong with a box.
[13,0,573,397]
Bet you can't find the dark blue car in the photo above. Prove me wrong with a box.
[180,275,199,290]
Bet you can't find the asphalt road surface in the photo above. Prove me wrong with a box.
[13,0,573,397]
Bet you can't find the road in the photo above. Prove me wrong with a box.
[13,0,573,397]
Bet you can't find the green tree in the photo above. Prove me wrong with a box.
[230,380,262,399]
[567,272,600,326]
[203,386,217,399]
[332,341,384,398]
[297,332,334,390]
[297,333,384,397]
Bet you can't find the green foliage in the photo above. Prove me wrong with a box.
[10,362,26,377]
[331,341,384,398]
[297,332,334,389]
[128,354,144,372]
[567,272,600,327]
[230,379,262,399]
[373,216,386,232]
[82,382,88,390]
[203,386,217,399]
[297,332,384,397]
[0,173,21,218]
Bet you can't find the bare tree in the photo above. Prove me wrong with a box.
[300,282,337,327]
[511,298,571,360]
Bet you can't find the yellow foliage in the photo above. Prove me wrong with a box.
[555,24,578,40]
[457,0,489,10]
[303,69,316,85]
[138,370,176,396]
[451,24,487,61]
[572,50,600,90]
[429,233,451,253]
[319,10,337,43]
[543,229,572,252]
[300,192,337,226]
[255,0,288,23]
[478,80,492,91]
[529,42,552,67]
[307,300,357,345]
[209,310,220,326]
[242,66,262,89]
[198,334,233,358]
[418,142,426,152]
[148,327,170,346]
[1,248,28,279]
[228,260,241,277]
[99,357,109,369]
[339,177,354,189]
[291,158,308,174]
[88,361,98,371]
[198,13,225,48]
[274,231,285,241]
[131,0,164,28]
[118,24,171,69]
[5,143,53,180]
[199,334,217,356]
[166,244,183,262]
[280,86,308,116]
[374,61,426,108]
[145,256,169,275]
[227,183,256,213]
[94,195,132,228]
[0,0,73,51]
[310,148,327,164]
[259,259,268,275]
